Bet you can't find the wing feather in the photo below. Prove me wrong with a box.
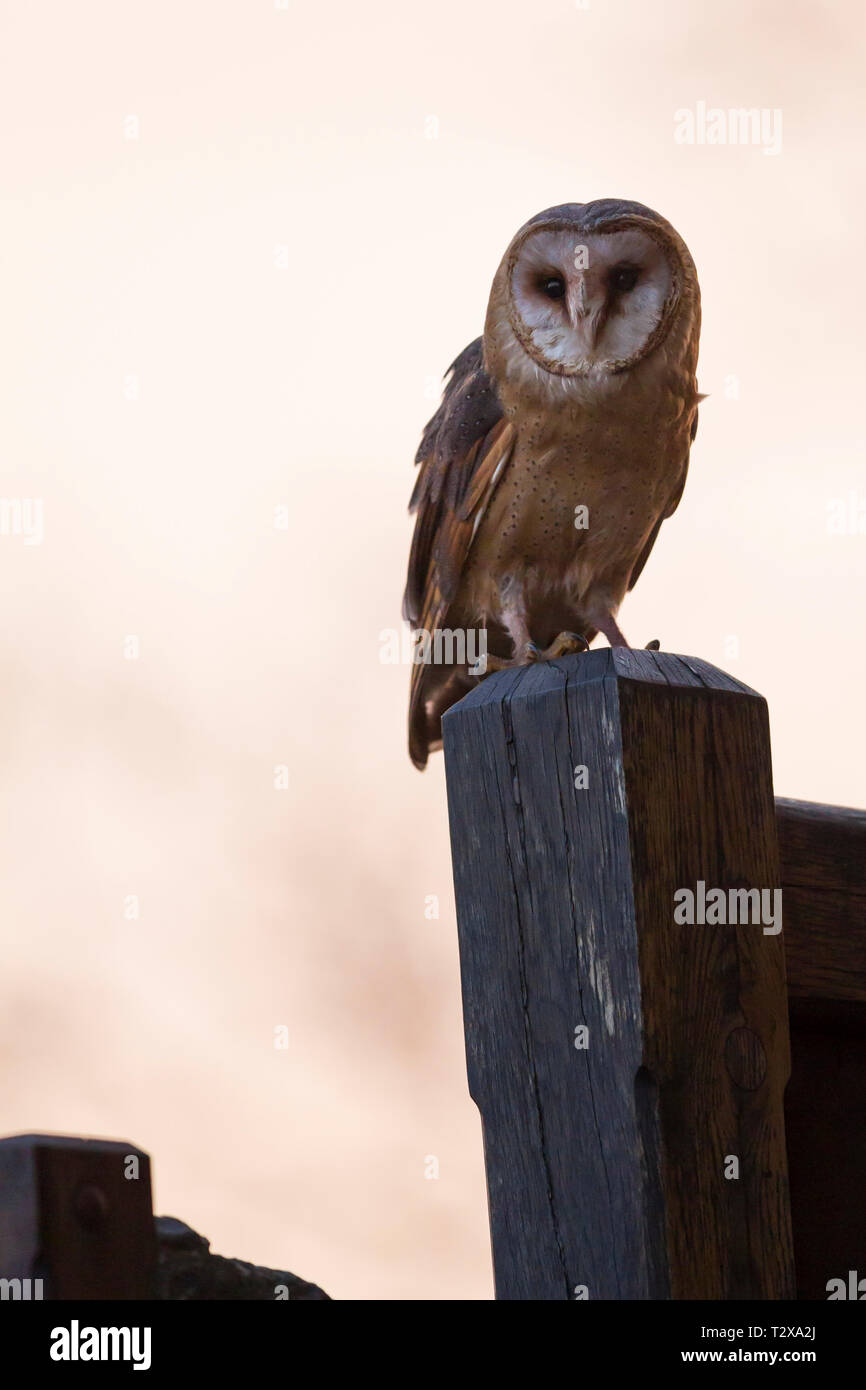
[403,338,515,766]
[627,402,699,591]
[403,338,512,624]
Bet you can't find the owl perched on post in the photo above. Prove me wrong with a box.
[403,199,702,769]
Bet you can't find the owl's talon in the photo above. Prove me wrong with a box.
[645,638,661,650]
[473,639,555,677]
[534,631,590,662]
[473,652,521,679]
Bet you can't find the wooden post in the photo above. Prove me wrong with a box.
[0,1135,156,1299]
[442,648,795,1300]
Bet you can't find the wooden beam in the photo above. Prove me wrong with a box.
[773,802,866,1295]
[776,798,866,1002]
[443,648,795,1300]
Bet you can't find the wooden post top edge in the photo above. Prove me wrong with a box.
[0,1134,150,1158]
[776,796,866,824]
[442,649,761,725]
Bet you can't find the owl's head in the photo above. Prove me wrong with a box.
[485,200,699,387]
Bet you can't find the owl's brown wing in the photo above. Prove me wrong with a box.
[627,403,699,591]
[403,337,515,767]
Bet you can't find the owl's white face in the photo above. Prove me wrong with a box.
[507,224,677,376]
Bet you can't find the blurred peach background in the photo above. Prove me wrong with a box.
[0,0,863,1299]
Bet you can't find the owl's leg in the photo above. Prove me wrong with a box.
[593,611,630,648]
[476,604,535,675]
[502,604,532,656]
[592,612,661,651]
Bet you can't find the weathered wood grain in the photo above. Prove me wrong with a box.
[777,798,866,895]
[776,799,866,1002]
[443,648,795,1300]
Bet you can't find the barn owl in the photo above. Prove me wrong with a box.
[403,199,702,769]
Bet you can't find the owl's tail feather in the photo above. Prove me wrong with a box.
[408,665,476,771]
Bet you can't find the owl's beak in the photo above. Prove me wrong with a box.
[566,277,589,328]
[567,275,607,351]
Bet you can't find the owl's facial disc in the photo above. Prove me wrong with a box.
[507,223,678,375]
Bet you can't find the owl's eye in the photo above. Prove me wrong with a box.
[539,275,566,300]
[609,265,640,293]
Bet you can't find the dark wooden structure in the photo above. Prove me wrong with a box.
[777,799,866,1300]
[0,1135,328,1300]
[1,650,861,1301]
[0,1136,156,1299]
[442,648,866,1300]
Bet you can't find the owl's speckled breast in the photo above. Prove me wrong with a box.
[464,389,690,640]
